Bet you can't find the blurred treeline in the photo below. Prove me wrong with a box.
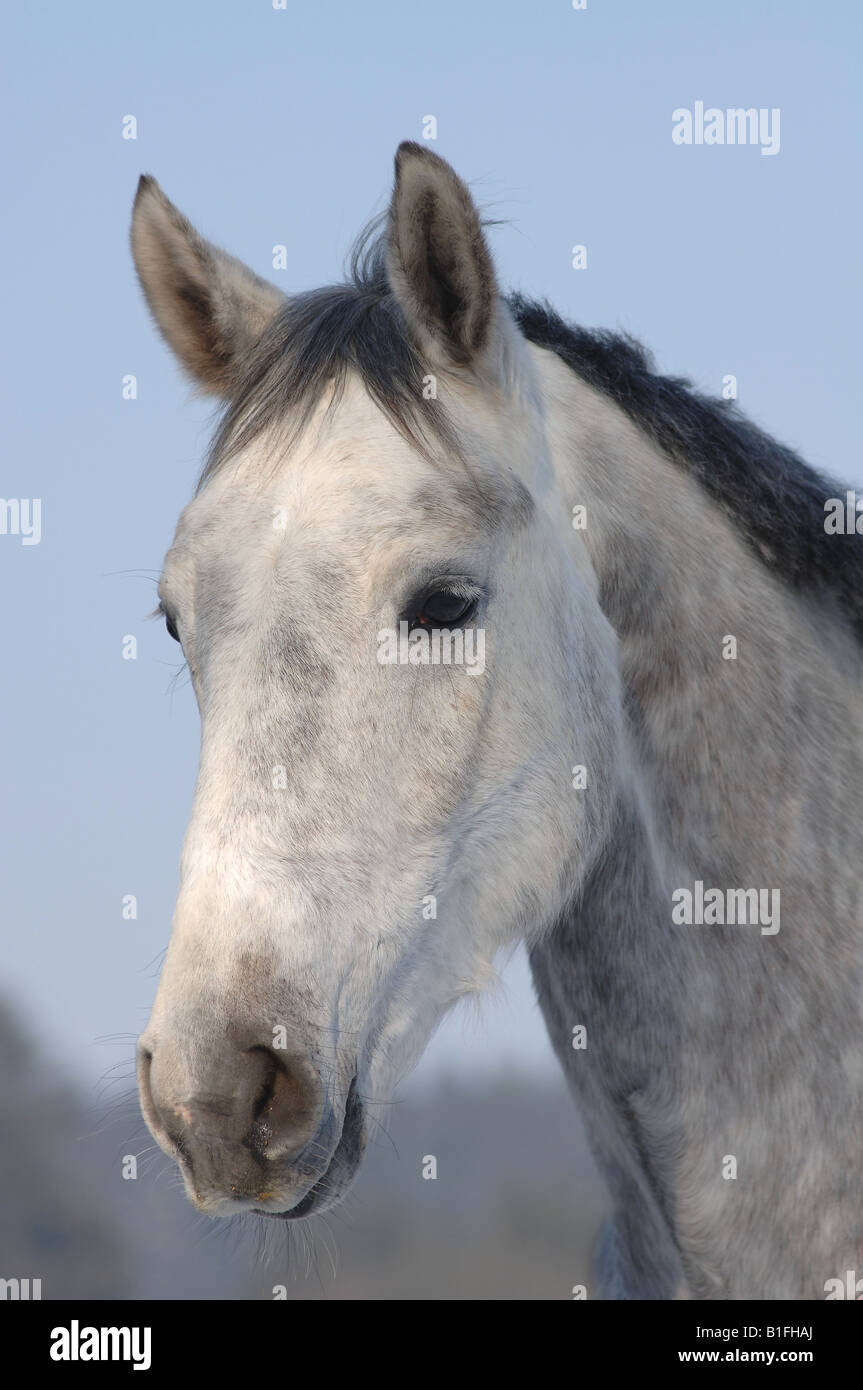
[0,1000,606,1300]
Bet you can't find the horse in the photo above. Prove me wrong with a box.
[131,142,863,1299]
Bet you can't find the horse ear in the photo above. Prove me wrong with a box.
[130,176,285,396]
[386,142,498,369]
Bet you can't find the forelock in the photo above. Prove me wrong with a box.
[199,225,463,491]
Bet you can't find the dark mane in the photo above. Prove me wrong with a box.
[508,293,863,639]
[203,228,863,637]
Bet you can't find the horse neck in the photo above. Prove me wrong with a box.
[535,343,861,898]
[529,345,863,1297]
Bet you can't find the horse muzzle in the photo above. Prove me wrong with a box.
[137,1024,363,1217]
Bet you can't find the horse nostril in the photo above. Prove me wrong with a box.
[137,1029,324,1197]
[250,1049,280,1122]
[242,1045,321,1162]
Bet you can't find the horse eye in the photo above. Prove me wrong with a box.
[414,589,477,627]
[163,609,180,643]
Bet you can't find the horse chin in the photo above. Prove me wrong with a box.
[255,1076,366,1221]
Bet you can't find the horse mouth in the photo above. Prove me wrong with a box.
[254,1076,365,1221]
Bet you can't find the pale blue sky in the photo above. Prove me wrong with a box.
[1,0,860,1092]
